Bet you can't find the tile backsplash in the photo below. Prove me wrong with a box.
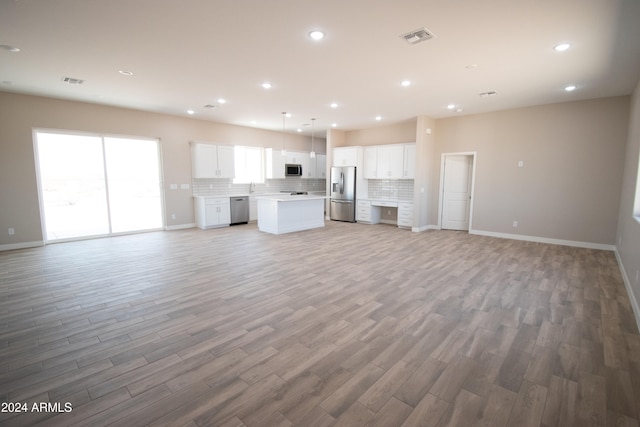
[367,179,414,201]
[192,178,327,197]
[193,178,414,201]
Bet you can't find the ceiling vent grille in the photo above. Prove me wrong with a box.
[400,27,435,45]
[62,76,85,85]
[203,104,217,109]
[479,91,498,98]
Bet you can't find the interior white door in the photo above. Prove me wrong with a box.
[442,155,473,230]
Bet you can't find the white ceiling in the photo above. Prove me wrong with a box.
[1,0,639,137]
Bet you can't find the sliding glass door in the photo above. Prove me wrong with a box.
[103,137,163,233]
[35,131,163,242]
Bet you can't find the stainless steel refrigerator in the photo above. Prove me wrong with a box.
[330,166,356,222]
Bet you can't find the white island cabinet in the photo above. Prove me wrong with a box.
[257,195,327,234]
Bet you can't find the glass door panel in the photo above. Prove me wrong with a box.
[36,132,110,241]
[104,137,163,233]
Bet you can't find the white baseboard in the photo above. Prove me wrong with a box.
[469,229,616,251]
[614,249,640,333]
[165,223,196,231]
[0,241,44,252]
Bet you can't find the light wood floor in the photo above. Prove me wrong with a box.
[1,221,639,426]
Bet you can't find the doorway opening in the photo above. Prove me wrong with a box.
[438,152,476,231]
[34,130,164,242]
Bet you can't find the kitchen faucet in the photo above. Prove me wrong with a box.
[249,182,255,193]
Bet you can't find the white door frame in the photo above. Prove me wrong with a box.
[437,152,477,231]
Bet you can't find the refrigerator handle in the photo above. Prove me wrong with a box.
[340,172,344,194]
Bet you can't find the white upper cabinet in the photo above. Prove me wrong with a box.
[307,154,317,178]
[377,145,404,178]
[191,142,235,178]
[364,147,378,179]
[287,151,310,179]
[403,143,416,179]
[333,147,359,166]
[363,144,404,179]
[315,154,327,178]
[216,145,235,178]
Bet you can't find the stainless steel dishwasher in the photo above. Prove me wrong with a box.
[229,196,249,225]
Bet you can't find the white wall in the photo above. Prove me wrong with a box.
[434,96,629,246]
[616,79,640,327]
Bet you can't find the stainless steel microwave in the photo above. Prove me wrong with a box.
[285,164,303,176]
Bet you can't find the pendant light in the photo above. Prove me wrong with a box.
[309,118,316,158]
[281,112,287,157]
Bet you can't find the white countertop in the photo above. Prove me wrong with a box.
[194,194,249,199]
[256,194,329,202]
[195,192,327,199]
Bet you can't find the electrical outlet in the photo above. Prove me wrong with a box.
[512,221,518,228]
[8,227,15,235]
[171,214,176,220]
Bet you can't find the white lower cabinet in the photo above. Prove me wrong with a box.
[357,199,380,224]
[398,202,413,228]
[195,197,231,229]
[249,196,258,221]
[358,199,412,228]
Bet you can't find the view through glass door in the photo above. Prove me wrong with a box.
[35,131,163,242]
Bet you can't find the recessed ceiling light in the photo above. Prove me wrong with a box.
[251,120,257,125]
[401,80,411,87]
[118,70,133,76]
[554,43,571,52]
[330,102,338,108]
[564,85,577,91]
[0,44,20,52]
[217,98,226,104]
[285,113,292,118]
[261,82,272,89]
[465,64,478,69]
[375,116,382,121]
[456,108,462,113]
[187,109,195,115]
[309,30,325,40]
[331,123,337,127]
[447,104,456,110]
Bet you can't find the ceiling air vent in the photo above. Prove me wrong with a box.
[203,104,217,109]
[479,91,498,98]
[62,76,85,85]
[400,27,435,45]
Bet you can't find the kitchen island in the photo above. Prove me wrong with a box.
[256,194,327,235]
